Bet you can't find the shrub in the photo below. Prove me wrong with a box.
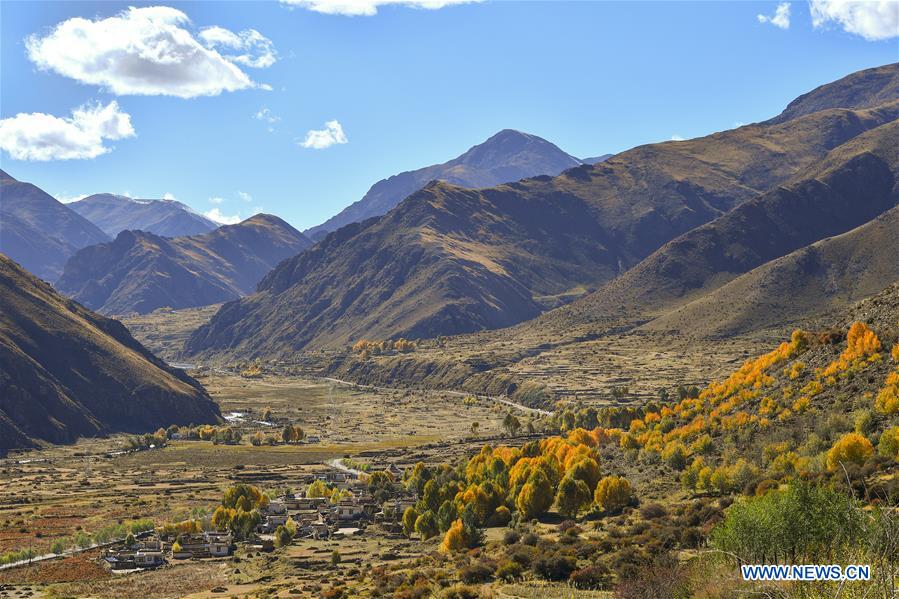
[826,432,875,471]
[878,426,899,460]
[533,551,577,581]
[495,559,523,581]
[570,564,612,589]
[502,529,520,545]
[459,561,494,583]
[640,503,667,520]
[520,532,539,546]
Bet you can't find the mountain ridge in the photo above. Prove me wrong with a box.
[185,64,899,359]
[0,253,221,456]
[56,213,311,315]
[304,129,586,239]
[70,193,220,238]
[0,170,110,282]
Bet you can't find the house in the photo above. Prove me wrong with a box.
[310,522,331,539]
[134,550,165,568]
[336,500,364,521]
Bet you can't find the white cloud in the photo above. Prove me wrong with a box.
[237,191,253,202]
[670,134,685,141]
[56,192,88,204]
[25,6,274,98]
[162,192,178,201]
[810,0,899,40]
[281,0,480,16]
[300,120,347,149]
[254,107,280,123]
[209,196,225,205]
[0,101,135,161]
[199,26,277,68]
[204,208,242,224]
[758,2,791,29]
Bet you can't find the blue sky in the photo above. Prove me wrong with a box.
[1,1,897,230]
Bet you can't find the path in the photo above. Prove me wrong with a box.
[319,376,552,416]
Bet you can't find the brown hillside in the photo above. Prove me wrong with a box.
[56,214,311,315]
[645,205,899,338]
[186,64,899,359]
[0,254,221,456]
[0,170,109,282]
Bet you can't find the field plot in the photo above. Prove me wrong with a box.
[0,374,521,597]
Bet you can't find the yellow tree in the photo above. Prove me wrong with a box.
[826,432,874,471]
[594,476,633,513]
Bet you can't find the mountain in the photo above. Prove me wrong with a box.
[185,63,899,359]
[554,120,899,328]
[646,205,899,338]
[0,170,110,282]
[0,253,220,456]
[69,193,219,238]
[56,214,311,315]
[304,129,584,239]
[580,154,613,165]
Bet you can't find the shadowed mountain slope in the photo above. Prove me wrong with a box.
[551,120,899,328]
[186,64,899,359]
[69,193,219,238]
[0,170,110,282]
[0,254,220,456]
[646,204,899,338]
[56,214,311,315]
[304,129,584,238]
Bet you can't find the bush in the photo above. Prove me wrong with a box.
[502,529,520,545]
[438,585,480,599]
[826,432,875,471]
[459,561,494,583]
[533,552,577,581]
[640,503,667,520]
[570,564,612,589]
[520,532,539,546]
[495,559,523,582]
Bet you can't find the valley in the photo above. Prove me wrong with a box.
[0,32,897,598]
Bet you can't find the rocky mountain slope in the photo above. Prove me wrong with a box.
[69,193,219,238]
[0,254,220,456]
[646,204,899,338]
[553,120,899,328]
[304,129,584,239]
[185,64,899,359]
[56,214,311,315]
[0,170,110,282]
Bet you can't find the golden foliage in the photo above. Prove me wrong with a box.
[826,432,874,471]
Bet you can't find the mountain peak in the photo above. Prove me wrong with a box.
[69,193,218,238]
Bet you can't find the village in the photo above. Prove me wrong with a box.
[100,462,416,574]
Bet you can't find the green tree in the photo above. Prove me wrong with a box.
[414,510,439,540]
[556,474,592,518]
[274,524,293,548]
[402,507,419,538]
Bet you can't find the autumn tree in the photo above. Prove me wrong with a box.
[414,511,439,540]
[594,476,633,513]
[826,432,874,471]
[556,474,592,518]
[515,471,554,519]
[661,441,688,470]
[402,507,419,538]
[877,426,899,460]
[274,524,293,548]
